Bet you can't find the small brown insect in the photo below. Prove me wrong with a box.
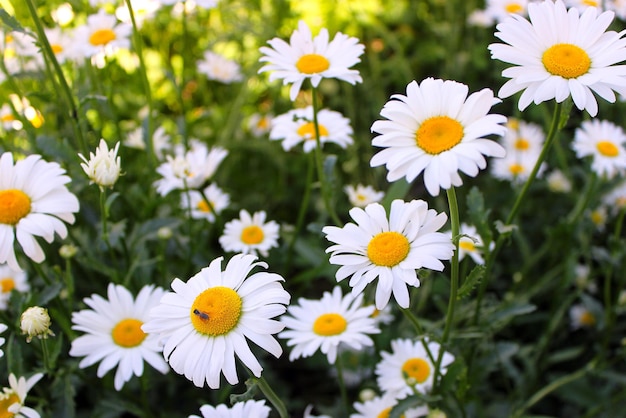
[193,309,210,320]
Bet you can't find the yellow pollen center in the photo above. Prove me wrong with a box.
[580,310,596,326]
[240,225,265,245]
[509,163,524,175]
[0,392,19,418]
[376,408,405,418]
[402,357,431,383]
[0,114,14,123]
[89,28,117,46]
[367,231,410,267]
[459,240,476,252]
[415,116,464,155]
[196,200,212,213]
[0,189,32,225]
[505,3,523,13]
[190,286,242,336]
[297,122,329,139]
[596,141,619,157]
[583,0,598,5]
[515,138,530,150]
[591,210,605,225]
[0,278,15,293]
[313,313,347,336]
[51,44,63,54]
[295,54,330,74]
[542,43,591,79]
[111,318,146,348]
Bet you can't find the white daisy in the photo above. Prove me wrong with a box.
[488,0,626,116]
[344,184,385,208]
[115,0,161,29]
[0,152,80,271]
[270,106,354,152]
[375,338,455,399]
[154,142,228,196]
[0,373,43,418]
[569,303,597,329]
[546,169,573,193]
[181,183,230,223]
[491,148,547,183]
[259,20,365,100]
[69,284,169,391]
[485,0,529,24]
[0,104,18,131]
[350,392,429,418]
[43,27,76,64]
[449,223,488,265]
[370,78,507,197]
[571,119,626,179]
[247,113,273,137]
[142,254,291,389]
[323,199,455,310]
[78,139,122,189]
[219,209,280,257]
[0,323,6,358]
[607,0,626,20]
[0,264,29,310]
[72,10,132,58]
[198,51,243,84]
[189,399,271,418]
[565,0,604,14]
[279,286,380,364]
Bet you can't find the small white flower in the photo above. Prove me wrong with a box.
[72,9,132,58]
[198,51,243,83]
[344,184,385,208]
[0,373,43,418]
[219,209,280,257]
[0,323,7,358]
[0,264,29,310]
[569,303,597,329]
[189,399,271,418]
[181,183,230,223]
[572,119,626,179]
[546,169,572,193]
[350,392,429,418]
[79,139,122,188]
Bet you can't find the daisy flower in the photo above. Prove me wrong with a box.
[370,78,507,197]
[189,399,271,418]
[546,169,573,193]
[78,139,122,189]
[323,199,454,310]
[0,152,80,271]
[491,147,546,183]
[0,264,29,310]
[142,254,291,389]
[20,306,54,343]
[154,142,228,196]
[198,51,243,83]
[0,373,43,418]
[375,338,455,399]
[115,0,161,28]
[449,223,488,265]
[279,286,380,364]
[247,113,273,137]
[488,0,626,116]
[219,209,280,257]
[72,9,132,58]
[485,0,529,23]
[0,104,18,131]
[565,0,604,14]
[181,183,230,223]
[269,106,354,152]
[43,27,76,64]
[259,20,365,101]
[350,392,429,418]
[569,303,597,329]
[571,119,626,179]
[69,284,169,391]
[344,184,385,208]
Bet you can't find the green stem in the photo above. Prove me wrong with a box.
[40,338,51,373]
[566,171,597,225]
[253,375,288,418]
[434,187,460,390]
[400,308,437,365]
[335,353,350,415]
[100,187,110,246]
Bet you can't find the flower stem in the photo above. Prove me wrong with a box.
[100,187,110,246]
[566,171,597,225]
[253,375,288,418]
[335,353,350,415]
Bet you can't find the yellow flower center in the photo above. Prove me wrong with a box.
[111,318,146,348]
[367,231,410,267]
[509,163,524,175]
[297,122,329,139]
[459,240,476,252]
[0,189,32,225]
[591,209,605,225]
[377,408,405,418]
[596,141,619,157]
[190,286,242,336]
[583,0,598,6]
[505,2,523,13]
[0,392,19,418]
[580,310,596,326]
[542,43,591,79]
[0,114,14,123]
[295,54,330,74]
[51,44,64,55]
[402,357,431,384]
[0,278,15,293]
[240,225,265,245]
[89,28,117,46]
[415,116,464,155]
[196,200,213,213]
[313,313,347,336]
[514,138,530,150]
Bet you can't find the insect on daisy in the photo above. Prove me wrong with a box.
[0,152,80,271]
[370,77,507,197]
[571,119,626,179]
[0,373,43,418]
[279,286,380,364]
[219,209,280,257]
[141,253,291,389]
[69,283,169,391]
[258,20,365,101]
[488,0,626,116]
[323,199,455,310]
[189,399,271,418]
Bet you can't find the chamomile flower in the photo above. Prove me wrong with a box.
[248,113,273,137]
[488,0,626,116]
[78,139,122,188]
[0,152,80,271]
[491,148,546,183]
[571,119,626,179]
[198,51,243,83]
[219,210,280,257]
[279,286,380,364]
[0,104,17,131]
[565,0,604,14]
[569,303,597,329]
[189,399,271,418]
[323,199,454,310]
[375,338,455,399]
[43,27,75,64]
[485,0,529,24]
[350,392,429,418]
[0,264,29,310]
[181,183,230,223]
[370,78,506,197]
[259,20,365,100]
[0,373,43,418]
[344,184,385,208]
[142,254,291,389]
[69,284,169,391]
[270,106,354,152]
[73,9,132,58]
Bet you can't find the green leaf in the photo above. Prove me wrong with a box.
[457,264,485,299]
[0,9,27,33]
[230,379,259,404]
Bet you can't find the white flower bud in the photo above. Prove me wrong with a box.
[20,306,54,343]
[78,139,122,188]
